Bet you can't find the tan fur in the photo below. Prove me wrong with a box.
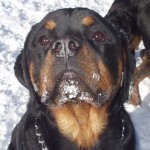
[76,44,123,96]
[130,52,150,105]
[97,59,113,91]
[29,62,35,85]
[77,45,101,93]
[39,51,55,96]
[45,20,57,30]
[50,102,110,149]
[82,16,95,26]
[98,57,123,92]
[130,35,142,52]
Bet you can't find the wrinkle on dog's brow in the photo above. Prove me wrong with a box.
[82,16,95,26]
[45,20,57,30]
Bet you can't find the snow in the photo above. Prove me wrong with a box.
[41,76,48,103]
[60,79,80,101]
[0,0,150,149]
[92,72,100,81]
[58,74,94,105]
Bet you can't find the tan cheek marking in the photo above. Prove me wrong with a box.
[45,20,57,30]
[77,44,123,95]
[76,45,100,92]
[29,62,35,85]
[82,16,95,26]
[49,102,110,149]
[97,59,112,91]
[98,58,124,92]
[39,51,55,97]
[29,62,39,92]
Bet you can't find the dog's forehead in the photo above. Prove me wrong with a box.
[45,8,97,22]
[41,8,108,31]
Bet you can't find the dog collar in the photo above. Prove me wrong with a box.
[35,118,49,150]
[35,114,125,149]
[120,109,125,141]
[112,24,130,49]
[121,118,125,141]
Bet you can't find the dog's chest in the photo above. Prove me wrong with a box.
[50,103,109,149]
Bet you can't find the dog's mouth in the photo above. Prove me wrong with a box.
[44,71,117,107]
[51,71,95,106]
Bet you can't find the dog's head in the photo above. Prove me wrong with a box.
[14,8,134,107]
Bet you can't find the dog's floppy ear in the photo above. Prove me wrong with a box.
[121,48,135,101]
[14,24,40,89]
[117,33,135,102]
[14,50,28,88]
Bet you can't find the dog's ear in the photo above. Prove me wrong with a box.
[122,49,135,101]
[14,24,39,89]
[14,50,28,88]
[118,42,135,102]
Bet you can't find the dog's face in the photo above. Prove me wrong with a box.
[16,8,132,107]
[14,8,134,148]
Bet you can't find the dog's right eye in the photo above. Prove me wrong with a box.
[39,35,49,45]
[92,31,105,42]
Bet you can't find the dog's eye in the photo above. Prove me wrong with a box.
[39,35,49,45]
[92,31,105,42]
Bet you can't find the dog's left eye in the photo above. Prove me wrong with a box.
[92,31,105,42]
[39,35,49,45]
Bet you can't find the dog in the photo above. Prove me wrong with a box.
[105,0,150,105]
[8,8,135,150]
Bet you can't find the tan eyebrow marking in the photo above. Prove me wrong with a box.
[82,16,95,26]
[45,20,57,30]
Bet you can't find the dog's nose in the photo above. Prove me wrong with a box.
[52,37,81,58]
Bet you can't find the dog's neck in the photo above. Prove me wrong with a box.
[34,109,125,150]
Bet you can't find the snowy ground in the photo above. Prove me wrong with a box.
[0,0,150,150]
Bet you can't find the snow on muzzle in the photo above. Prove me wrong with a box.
[45,71,117,106]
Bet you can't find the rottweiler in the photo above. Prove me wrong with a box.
[8,8,135,150]
[105,0,150,105]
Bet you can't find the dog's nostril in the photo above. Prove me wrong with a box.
[52,42,62,52]
[52,38,81,58]
[68,40,80,51]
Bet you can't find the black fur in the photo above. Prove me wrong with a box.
[105,0,150,55]
[105,0,150,105]
[8,8,135,150]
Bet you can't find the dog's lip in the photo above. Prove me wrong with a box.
[43,70,118,107]
[56,70,82,81]
[61,71,78,80]
[51,70,96,106]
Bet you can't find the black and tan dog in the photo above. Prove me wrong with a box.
[105,0,150,105]
[8,8,135,150]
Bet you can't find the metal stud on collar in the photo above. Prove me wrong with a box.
[121,118,125,141]
[35,118,48,150]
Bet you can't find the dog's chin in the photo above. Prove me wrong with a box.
[50,71,95,106]
[45,71,115,107]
